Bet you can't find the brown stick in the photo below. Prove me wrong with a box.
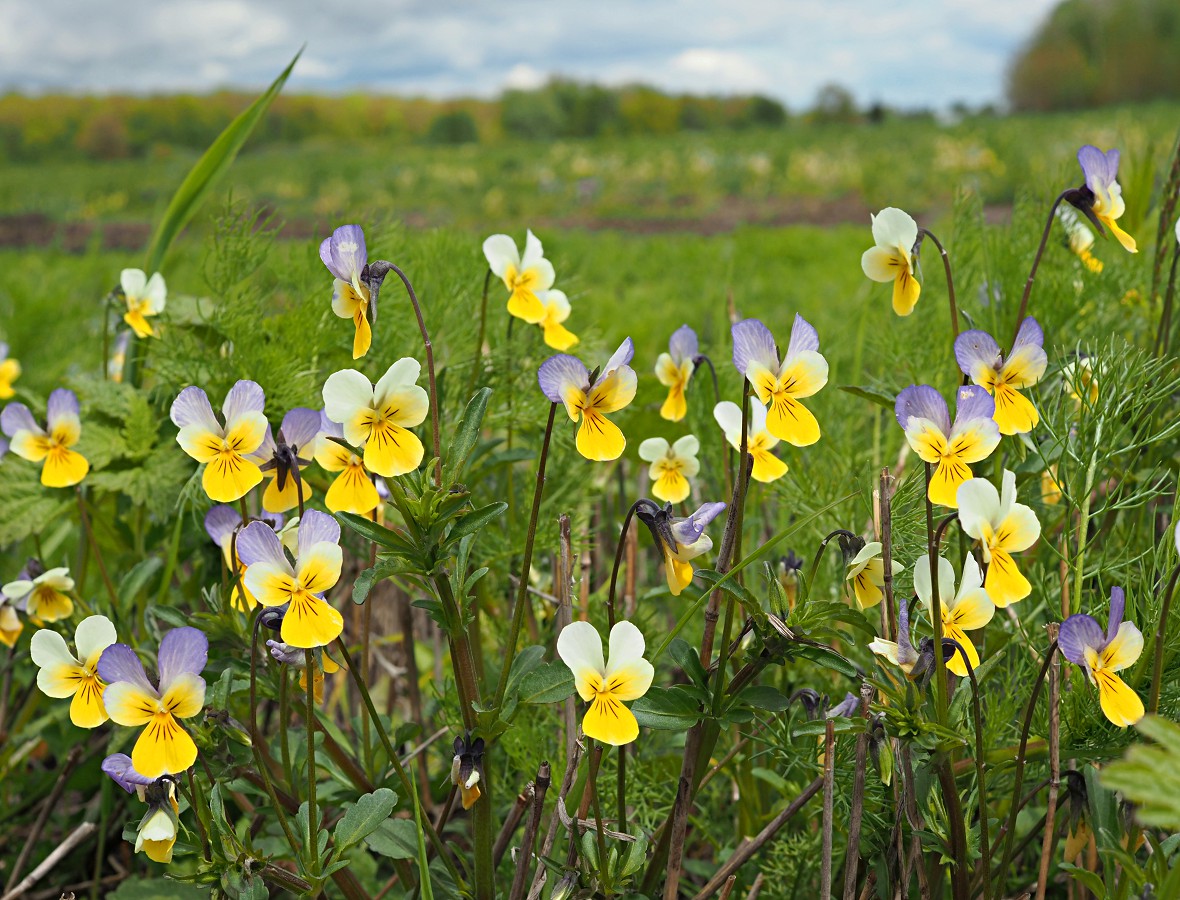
[493,789,531,866]
[821,720,836,900]
[1035,624,1061,900]
[509,762,551,900]
[744,873,764,900]
[718,875,739,900]
[689,777,823,900]
[1,822,96,900]
[841,683,874,900]
[527,740,584,900]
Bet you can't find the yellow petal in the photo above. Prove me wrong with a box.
[281,592,344,649]
[27,587,74,622]
[142,837,176,864]
[765,393,820,447]
[161,673,206,719]
[892,268,921,316]
[352,307,372,360]
[542,320,579,351]
[202,452,263,503]
[507,288,546,323]
[652,468,690,504]
[1101,216,1137,253]
[42,447,89,488]
[929,456,974,507]
[363,421,424,477]
[102,683,159,726]
[1100,622,1143,672]
[576,409,625,461]
[853,573,883,610]
[1093,669,1144,727]
[984,549,1030,608]
[460,782,482,810]
[132,713,198,778]
[325,466,380,515]
[750,448,788,483]
[660,384,687,422]
[69,677,109,728]
[943,625,979,677]
[124,309,155,338]
[297,544,343,595]
[582,694,639,746]
[664,552,694,596]
[262,470,314,514]
[991,382,1038,435]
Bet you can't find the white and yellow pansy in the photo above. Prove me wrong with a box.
[557,620,654,746]
[957,470,1041,607]
[30,615,118,728]
[846,542,902,610]
[637,434,699,504]
[713,399,788,483]
[860,207,922,316]
[483,230,556,325]
[120,268,166,339]
[915,554,995,677]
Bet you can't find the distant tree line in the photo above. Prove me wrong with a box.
[1008,0,1180,110]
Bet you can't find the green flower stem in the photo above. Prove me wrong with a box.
[803,529,857,603]
[492,400,558,712]
[962,655,991,899]
[464,269,493,404]
[918,227,960,343]
[278,668,292,779]
[74,487,118,610]
[1011,189,1070,350]
[303,648,320,876]
[606,501,643,834]
[586,745,609,878]
[1072,429,1102,615]
[1149,563,1180,714]
[334,638,465,889]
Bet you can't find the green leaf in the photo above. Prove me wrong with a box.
[118,556,163,606]
[667,639,708,688]
[445,502,508,545]
[1102,715,1180,829]
[791,644,860,679]
[629,686,702,730]
[739,685,792,712]
[839,384,897,411]
[517,660,575,705]
[333,788,398,857]
[353,559,415,605]
[338,511,417,554]
[1059,864,1107,898]
[144,50,301,273]
[504,645,546,700]
[446,387,493,480]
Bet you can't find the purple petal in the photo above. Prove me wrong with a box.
[785,314,819,359]
[261,510,285,530]
[0,342,7,361]
[102,753,154,794]
[170,386,218,432]
[894,385,950,433]
[1106,586,1125,643]
[46,389,80,427]
[953,384,996,426]
[1,402,40,438]
[603,338,635,375]
[731,319,777,376]
[319,412,344,440]
[297,509,340,560]
[537,354,588,403]
[222,380,266,425]
[204,505,242,548]
[267,639,305,667]
[157,626,208,691]
[252,424,277,461]
[1077,145,1117,191]
[827,692,860,719]
[97,643,154,693]
[670,501,727,545]
[668,325,698,364]
[897,598,916,663]
[236,520,289,569]
[320,225,367,283]
[1059,614,1105,667]
[280,408,322,453]
[953,330,1002,379]
[1011,317,1044,355]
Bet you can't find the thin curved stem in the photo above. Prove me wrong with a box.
[1149,563,1180,714]
[465,269,493,403]
[804,529,858,601]
[1011,190,1070,351]
[606,501,644,630]
[962,653,991,898]
[919,228,959,342]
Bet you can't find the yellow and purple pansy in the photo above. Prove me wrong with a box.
[637,499,727,596]
[170,380,268,503]
[637,434,699,504]
[237,508,344,649]
[30,615,118,728]
[1060,587,1144,727]
[732,316,827,447]
[314,414,382,516]
[103,755,181,864]
[557,620,654,746]
[713,399,789,483]
[957,470,1041,607]
[895,384,1000,508]
[655,325,698,422]
[2,389,90,488]
[1074,146,1136,253]
[98,627,208,779]
[320,224,373,359]
[954,318,1047,435]
[204,506,283,612]
[915,554,994,677]
[249,407,322,514]
[538,338,638,461]
[483,230,557,325]
[322,358,429,479]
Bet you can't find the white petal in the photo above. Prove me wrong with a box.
[30,628,76,669]
[637,437,669,462]
[870,207,918,250]
[482,234,520,278]
[848,541,882,568]
[74,615,118,665]
[956,478,1000,540]
[374,358,422,405]
[322,369,374,425]
[120,268,147,297]
[713,401,743,446]
[605,620,647,673]
[913,554,956,609]
[556,621,605,700]
[956,555,985,600]
[521,229,545,270]
[671,434,700,460]
[142,273,167,312]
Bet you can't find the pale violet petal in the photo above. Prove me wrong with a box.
[157,627,208,691]
[731,318,777,377]
[537,355,588,403]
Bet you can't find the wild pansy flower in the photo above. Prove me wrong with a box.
[267,639,340,702]
[957,470,1041,607]
[450,733,486,810]
[482,230,556,325]
[0,593,21,647]
[249,407,322,513]
[895,385,1000,508]
[915,554,994,676]
[170,381,267,503]
[655,325,698,422]
[30,615,117,728]
[0,342,20,399]
[732,316,827,447]
[538,338,637,461]
[845,542,902,611]
[322,358,428,478]
[557,620,654,746]
[238,508,344,648]
[314,415,381,515]
[204,506,283,611]
[1069,222,1103,274]
[637,435,699,504]
[3,560,74,623]
[954,318,1047,435]
[320,224,372,359]
[538,289,578,351]
[1,389,90,487]
[99,627,208,778]
[1072,146,1136,253]
[860,207,921,316]
[636,499,726,596]
[103,755,181,864]
[1060,587,1144,727]
[713,399,788,483]
[1042,465,1063,505]
[119,268,166,339]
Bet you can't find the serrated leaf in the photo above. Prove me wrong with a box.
[517,660,575,705]
[333,788,398,856]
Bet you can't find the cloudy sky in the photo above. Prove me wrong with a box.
[0,0,1061,109]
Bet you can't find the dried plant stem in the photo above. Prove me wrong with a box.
[1149,563,1180,714]
[1011,190,1070,349]
[587,745,609,871]
[4,746,83,893]
[509,762,551,900]
[718,876,738,900]
[821,719,836,900]
[841,683,874,900]
[1035,624,1061,900]
[744,873,765,900]
[0,822,96,900]
[493,790,531,866]
[689,777,823,900]
[528,738,583,900]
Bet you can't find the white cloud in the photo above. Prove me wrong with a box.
[503,63,547,91]
[668,48,768,92]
